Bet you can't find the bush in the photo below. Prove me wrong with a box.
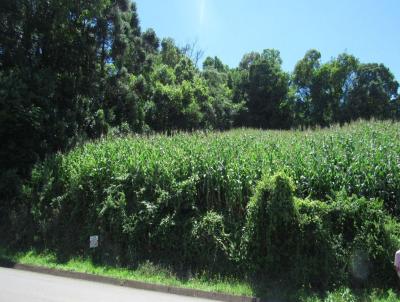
[295,192,399,289]
[0,169,23,244]
[241,172,299,278]
[295,198,337,288]
[190,211,231,271]
[241,174,399,289]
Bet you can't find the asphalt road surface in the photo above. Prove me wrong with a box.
[0,267,220,302]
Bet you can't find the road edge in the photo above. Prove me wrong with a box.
[1,262,262,302]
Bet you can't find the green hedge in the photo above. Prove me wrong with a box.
[241,174,399,289]
[11,169,399,289]
[241,172,300,276]
[294,193,397,288]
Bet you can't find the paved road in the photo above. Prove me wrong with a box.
[0,267,220,302]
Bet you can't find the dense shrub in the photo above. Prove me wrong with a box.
[241,172,299,277]
[240,175,399,289]
[295,192,398,289]
[190,211,231,270]
[0,169,22,244]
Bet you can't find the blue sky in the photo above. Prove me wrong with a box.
[135,0,399,81]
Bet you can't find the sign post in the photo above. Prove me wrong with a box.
[89,235,99,248]
[89,235,99,262]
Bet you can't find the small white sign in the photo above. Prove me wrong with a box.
[89,235,99,248]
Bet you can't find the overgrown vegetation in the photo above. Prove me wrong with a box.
[2,121,400,300]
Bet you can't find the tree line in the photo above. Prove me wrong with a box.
[1,0,399,179]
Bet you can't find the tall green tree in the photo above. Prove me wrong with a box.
[347,63,399,120]
[293,50,359,126]
[244,49,290,128]
[202,57,243,129]
[292,49,322,126]
[0,0,150,177]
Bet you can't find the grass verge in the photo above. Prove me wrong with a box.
[0,246,253,296]
[0,246,399,301]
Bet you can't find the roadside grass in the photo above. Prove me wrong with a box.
[0,246,252,296]
[1,246,399,301]
[299,287,400,302]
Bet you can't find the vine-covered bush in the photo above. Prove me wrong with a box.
[291,192,397,289]
[239,174,398,289]
[241,172,299,277]
[191,211,231,271]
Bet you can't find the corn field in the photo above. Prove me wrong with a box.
[22,120,400,288]
[37,119,400,215]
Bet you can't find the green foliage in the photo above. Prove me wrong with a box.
[236,49,291,128]
[0,169,23,243]
[295,192,398,289]
[291,50,398,127]
[241,173,398,289]
[299,288,400,302]
[202,56,243,129]
[5,121,397,291]
[320,288,356,302]
[347,63,399,120]
[241,172,299,276]
[191,211,231,270]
